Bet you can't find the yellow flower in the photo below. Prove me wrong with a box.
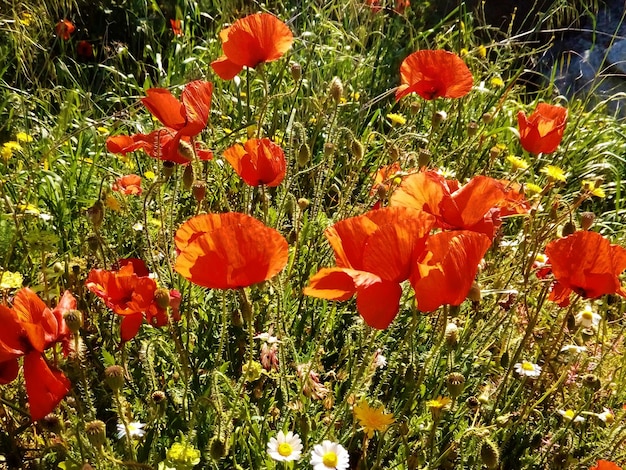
[582,180,605,198]
[16,132,33,143]
[4,141,22,152]
[20,12,33,26]
[541,165,566,183]
[460,48,468,57]
[477,45,487,58]
[0,271,23,289]
[353,400,395,438]
[1,146,12,160]
[97,127,109,135]
[144,171,156,180]
[351,91,361,101]
[506,155,529,171]
[490,76,504,88]
[105,194,121,212]
[386,113,407,126]
[426,396,452,420]
[247,125,257,139]
[525,183,543,194]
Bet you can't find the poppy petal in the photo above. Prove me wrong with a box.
[518,103,567,154]
[120,313,144,342]
[356,281,403,329]
[303,267,380,300]
[179,80,213,136]
[211,55,244,80]
[0,358,19,384]
[23,352,70,421]
[389,170,446,219]
[0,305,26,361]
[412,231,491,312]
[141,88,187,130]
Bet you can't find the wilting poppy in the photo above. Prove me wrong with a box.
[170,19,183,37]
[304,207,435,329]
[396,50,473,101]
[175,212,289,289]
[590,461,622,470]
[0,289,72,421]
[106,129,213,164]
[77,40,93,59]
[211,13,294,80]
[545,231,626,307]
[411,230,491,312]
[55,19,75,40]
[223,138,286,187]
[390,170,529,239]
[517,103,567,155]
[113,174,142,195]
[86,262,174,341]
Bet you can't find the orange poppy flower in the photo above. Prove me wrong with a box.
[411,231,491,312]
[590,461,622,470]
[86,262,171,341]
[175,212,289,289]
[545,231,626,307]
[517,103,567,155]
[396,50,473,101]
[77,40,93,59]
[55,19,75,40]
[170,19,183,37]
[211,13,294,80]
[0,289,71,421]
[113,174,142,195]
[106,129,213,164]
[370,162,402,196]
[390,170,529,239]
[223,138,286,187]
[304,207,435,329]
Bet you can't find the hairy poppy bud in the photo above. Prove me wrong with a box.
[467,282,481,303]
[297,198,310,210]
[297,143,310,167]
[209,437,228,460]
[480,439,500,469]
[467,121,478,136]
[192,181,206,203]
[182,164,194,190]
[154,288,171,310]
[105,365,125,391]
[162,160,175,179]
[351,139,364,161]
[324,142,335,157]
[562,221,576,237]
[290,62,302,82]
[63,309,83,333]
[87,200,104,228]
[482,112,493,124]
[581,211,595,230]
[85,420,106,448]
[329,77,343,104]
[178,139,195,162]
[87,235,100,252]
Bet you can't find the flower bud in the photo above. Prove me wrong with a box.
[85,420,106,448]
[467,282,481,303]
[192,181,206,203]
[432,110,447,130]
[324,142,335,157]
[482,112,493,124]
[86,201,104,228]
[290,62,302,82]
[581,211,595,230]
[182,164,194,190]
[209,437,228,460]
[444,323,459,348]
[480,439,500,469]
[297,143,310,167]
[351,139,364,161]
[87,235,100,252]
[162,160,175,179]
[467,121,478,136]
[177,139,195,162]
[297,198,310,210]
[63,309,83,333]
[409,101,421,114]
[418,148,431,168]
[154,288,171,310]
[562,221,576,237]
[329,77,343,104]
[104,365,125,391]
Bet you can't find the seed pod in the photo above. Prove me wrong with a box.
[351,139,364,161]
[418,148,431,168]
[162,160,175,179]
[63,310,83,334]
[432,110,447,130]
[290,62,302,82]
[329,77,343,104]
[562,221,576,237]
[581,211,595,230]
[479,439,500,469]
[209,437,228,460]
[297,198,310,210]
[467,121,478,136]
[104,365,125,391]
[192,181,206,202]
[467,282,481,303]
[84,420,106,448]
[86,201,104,228]
[297,143,310,167]
[154,288,171,310]
[446,372,465,398]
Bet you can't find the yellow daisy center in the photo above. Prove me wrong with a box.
[521,361,535,371]
[322,451,338,467]
[582,311,593,321]
[277,442,292,457]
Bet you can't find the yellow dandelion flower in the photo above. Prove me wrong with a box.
[506,155,529,171]
[386,113,407,126]
[490,76,504,88]
[1,146,12,160]
[223,128,233,135]
[309,117,317,125]
[460,48,469,57]
[541,165,566,183]
[426,396,452,420]
[477,45,487,58]
[20,12,33,26]
[525,183,543,194]
[105,194,121,212]
[0,271,24,290]
[97,127,109,135]
[351,91,361,101]
[4,141,22,151]
[353,400,395,438]
[239,91,247,98]
[144,171,156,180]
[582,180,605,198]
[16,132,33,143]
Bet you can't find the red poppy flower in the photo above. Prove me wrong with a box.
[545,231,626,307]
[517,103,567,155]
[55,19,75,40]
[411,231,491,312]
[77,40,93,59]
[211,13,294,80]
[86,263,169,341]
[170,19,183,37]
[590,460,622,470]
[223,138,286,187]
[113,174,142,195]
[174,212,289,289]
[106,129,213,164]
[390,170,529,239]
[396,50,473,101]
[304,207,435,329]
[0,289,71,421]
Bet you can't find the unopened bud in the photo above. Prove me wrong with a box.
[467,282,481,302]
[154,288,171,310]
[104,365,125,391]
[581,212,595,230]
[324,142,335,157]
[87,235,100,252]
[297,144,310,167]
[482,112,493,124]
[467,121,478,136]
[85,420,106,448]
[418,148,431,168]
[87,201,104,228]
[192,181,206,202]
[410,101,421,114]
[562,221,576,237]
[162,161,175,179]
[177,139,195,162]
[290,62,302,82]
[329,77,343,104]
[432,110,447,129]
[351,139,364,161]
[63,310,83,333]
[209,437,228,460]
[182,164,194,190]
[480,439,500,469]
[489,146,501,160]
[297,198,310,210]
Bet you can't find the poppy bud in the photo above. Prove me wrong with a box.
[182,164,194,190]
[446,372,465,398]
[418,148,431,168]
[63,309,83,333]
[192,181,206,202]
[351,139,364,161]
[297,143,310,167]
[467,282,481,303]
[582,373,601,390]
[467,121,478,136]
[87,200,104,228]
[482,112,493,124]
[329,76,343,104]
[562,221,576,237]
[105,365,125,391]
[479,439,500,469]
[297,198,310,210]
[178,139,195,162]
[290,62,302,82]
[489,146,501,160]
[444,322,459,348]
[324,142,335,157]
[87,235,100,252]
[209,437,228,460]
[85,420,106,448]
[162,160,175,179]
[581,211,595,230]
[41,413,62,433]
[151,390,166,404]
[231,309,244,327]
[432,110,447,130]
[409,101,421,114]
[581,327,595,342]
[154,288,171,310]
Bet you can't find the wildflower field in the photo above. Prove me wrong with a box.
[2,0,626,468]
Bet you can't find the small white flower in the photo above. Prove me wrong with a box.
[575,304,601,329]
[597,408,615,424]
[267,430,302,462]
[560,344,587,354]
[514,361,542,378]
[310,440,350,470]
[116,421,145,439]
[373,349,387,369]
[558,409,585,423]
[132,222,144,231]
[254,332,280,344]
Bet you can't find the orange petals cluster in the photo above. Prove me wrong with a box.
[590,461,622,470]
[0,289,75,421]
[170,19,183,37]
[113,174,142,195]
[518,103,567,155]
[55,19,75,40]
[223,138,286,187]
[390,170,529,239]
[545,231,626,307]
[175,213,289,289]
[86,260,178,342]
[396,50,473,101]
[106,80,213,165]
[211,13,294,80]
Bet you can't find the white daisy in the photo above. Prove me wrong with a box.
[596,408,615,424]
[116,421,146,439]
[558,409,585,423]
[373,349,387,369]
[267,430,302,462]
[310,440,350,470]
[514,361,542,378]
[575,304,601,329]
[559,345,587,354]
